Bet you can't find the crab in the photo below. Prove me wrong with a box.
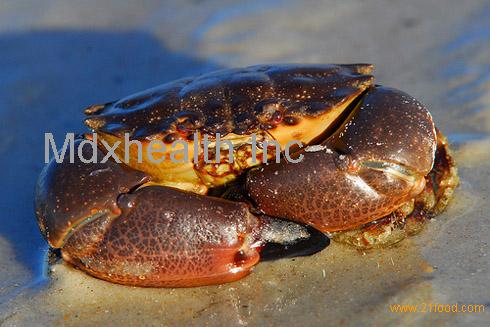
[35,64,458,287]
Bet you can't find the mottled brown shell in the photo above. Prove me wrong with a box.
[84,64,374,138]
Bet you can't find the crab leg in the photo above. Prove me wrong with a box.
[245,86,437,232]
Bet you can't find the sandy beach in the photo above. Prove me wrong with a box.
[0,0,489,325]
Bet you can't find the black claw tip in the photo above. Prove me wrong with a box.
[260,224,330,262]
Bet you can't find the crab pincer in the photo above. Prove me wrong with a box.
[36,140,328,287]
[246,86,436,231]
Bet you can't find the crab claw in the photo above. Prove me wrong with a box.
[35,140,328,287]
[245,86,437,232]
[61,186,262,287]
[35,139,149,249]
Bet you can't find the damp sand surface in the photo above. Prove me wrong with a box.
[0,0,489,326]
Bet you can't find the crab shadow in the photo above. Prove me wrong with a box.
[0,29,221,278]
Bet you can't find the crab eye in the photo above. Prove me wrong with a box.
[283,116,299,126]
[256,100,285,127]
[163,133,179,144]
[176,120,193,132]
[271,111,283,124]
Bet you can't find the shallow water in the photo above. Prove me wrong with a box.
[0,0,489,326]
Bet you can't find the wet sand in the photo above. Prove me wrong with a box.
[0,0,489,326]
